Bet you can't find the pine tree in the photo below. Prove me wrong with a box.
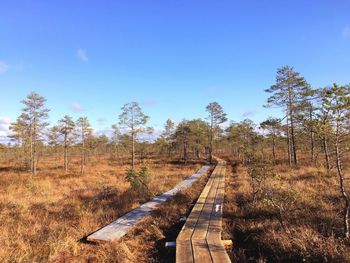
[76,117,92,175]
[322,83,350,238]
[19,92,49,175]
[9,114,31,167]
[48,125,60,162]
[174,120,191,163]
[265,66,308,166]
[206,102,227,163]
[119,102,151,170]
[187,119,209,159]
[260,117,282,162]
[58,115,75,173]
[297,87,318,164]
[161,119,176,157]
[315,88,333,170]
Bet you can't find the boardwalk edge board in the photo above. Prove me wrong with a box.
[87,165,210,242]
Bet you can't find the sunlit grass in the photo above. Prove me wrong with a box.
[0,156,200,262]
[223,161,350,262]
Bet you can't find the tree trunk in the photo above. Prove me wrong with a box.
[167,144,171,158]
[30,124,33,174]
[33,122,37,176]
[288,87,297,166]
[64,133,68,173]
[272,136,276,162]
[81,131,85,175]
[310,130,315,164]
[290,115,297,166]
[335,129,350,238]
[132,131,135,170]
[286,117,292,167]
[183,138,188,164]
[309,110,315,164]
[209,129,213,164]
[323,136,331,171]
[334,110,350,238]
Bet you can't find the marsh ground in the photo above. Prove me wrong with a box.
[0,156,202,262]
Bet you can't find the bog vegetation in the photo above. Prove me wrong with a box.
[1,65,350,262]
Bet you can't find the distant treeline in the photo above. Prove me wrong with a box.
[2,65,350,236]
[2,65,350,176]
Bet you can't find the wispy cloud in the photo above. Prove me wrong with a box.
[97,117,107,126]
[142,99,158,107]
[94,129,113,138]
[0,61,9,74]
[203,86,220,95]
[0,116,11,137]
[242,110,257,118]
[77,48,88,62]
[342,26,350,39]
[71,102,86,113]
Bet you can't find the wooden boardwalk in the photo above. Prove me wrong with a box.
[87,165,210,242]
[176,160,231,263]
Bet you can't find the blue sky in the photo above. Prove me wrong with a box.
[1,1,350,138]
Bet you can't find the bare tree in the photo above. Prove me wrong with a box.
[118,102,150,170]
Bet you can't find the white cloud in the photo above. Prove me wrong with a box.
[77,48,88,62]
[142,99,158,107]
[203,86,219,95]
[0,136,10,144]
[342,26,350,39]
[94,129,113,138]
[242,110,257,118]
[97,117,107,126]
[0,61,9,74]
[0,116,11,137]
[71,102,85,113]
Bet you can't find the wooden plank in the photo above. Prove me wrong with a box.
[192,166,222,263]
[87,165,210,242]
[176,172,216,263]
[206,164,231,263]
[176,159,231,263]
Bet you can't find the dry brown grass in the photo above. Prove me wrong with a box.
[223,160,350,263]
[0,156,202,262]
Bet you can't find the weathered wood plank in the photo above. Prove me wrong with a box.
[87,165,210,242]
[176,160,231,263]
[206,165,231,263]
[176,172,216,263]
[192,167,222,263]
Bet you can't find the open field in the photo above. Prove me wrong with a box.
[223,160,350,262]
[0,156,202,262]
[2,2,350,262]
